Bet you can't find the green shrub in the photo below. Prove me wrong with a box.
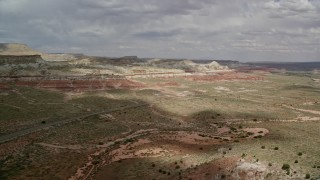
[282,164,290,170]
[125,138,134,143]
[298,152,303,156]
[261,146,265,149]
[282,164,290,175]
[247,132,254,135]
[92,160,100,165]
[274,147,279,150]
[305,173,310,179]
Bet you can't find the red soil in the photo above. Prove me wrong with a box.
[183,156,241,179]
[156,81,181,87]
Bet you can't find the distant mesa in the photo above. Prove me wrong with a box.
[0,43,44,65]
[0,43,76,62]
[121,56,138,60]
[0,43,41,56]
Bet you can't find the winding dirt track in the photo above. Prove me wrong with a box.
[0,103,148,144]
[283,104,320,115]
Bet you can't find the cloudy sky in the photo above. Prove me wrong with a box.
[0,0,319,62]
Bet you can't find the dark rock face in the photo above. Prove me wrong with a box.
[0,55,43,65]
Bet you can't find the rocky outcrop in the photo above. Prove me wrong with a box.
[148,59,228,72]
[232,162,267,180]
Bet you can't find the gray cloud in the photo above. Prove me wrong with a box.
[133,29,183,39]
[0,0,319,62]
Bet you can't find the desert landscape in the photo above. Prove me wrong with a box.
[0,43,319,179]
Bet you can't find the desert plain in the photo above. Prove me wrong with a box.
[0,43,320,180]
